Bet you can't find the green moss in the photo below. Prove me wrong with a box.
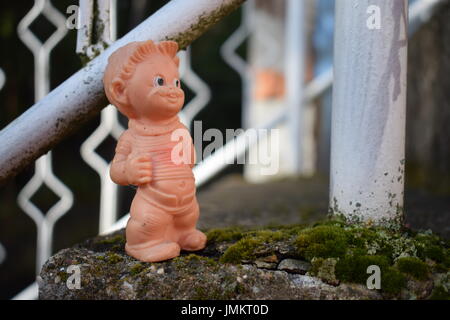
[106,252,124,264]
[396,257,429,280]
[219,228,289,263]
[210,217,448,297]
[424,245,445,263]
[220,237,264,264]
[97,235,125,246]
[206,227,245,243]
[335,255,405,295]
[295,225,348,259]
[130,263,145,276]
[335,255,390,284]
[57,271,69,282]
[429,273,450,300]
[415,232,449,265]
[270,224,307,236]
[381,268,407,295]
[173,254,218,270]
[96,255,106,261]
[192,285,232,300]
[429,285,450,300]
[248,229,285,242]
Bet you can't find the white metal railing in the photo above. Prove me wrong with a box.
[178,48,212,131]
[17,0,73,274]
[5,0,446,300]
[79,0,123,234]
[285,0,306,174]
[220,1,253,130]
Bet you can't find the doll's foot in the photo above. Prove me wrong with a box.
[126,241,180,262]
[179,230,207,251]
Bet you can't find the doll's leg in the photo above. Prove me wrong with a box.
[125,194,180,262]
[173,200,207,251]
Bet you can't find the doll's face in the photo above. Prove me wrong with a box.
[127,53,184,121]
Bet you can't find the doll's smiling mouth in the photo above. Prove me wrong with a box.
[166,97,178,104]
[166,95,179,104]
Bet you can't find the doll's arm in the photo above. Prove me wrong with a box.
[110,132,152,186]
[110,132,132,186]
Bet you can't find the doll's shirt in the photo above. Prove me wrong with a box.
[123,118,196,211]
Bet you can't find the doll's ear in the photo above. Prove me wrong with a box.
[110,77,128,108]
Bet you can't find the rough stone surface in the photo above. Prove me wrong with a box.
[38,230,382,300]
[38,225,448,300]
[277,259,311,274]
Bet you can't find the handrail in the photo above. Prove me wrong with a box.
[0,0,246,185]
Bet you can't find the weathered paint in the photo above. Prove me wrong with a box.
[330,0,408,226]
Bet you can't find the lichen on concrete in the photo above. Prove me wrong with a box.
[38,218,449,300]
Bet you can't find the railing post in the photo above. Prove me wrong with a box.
[285,0,306,175]
[79,0,124,234]
[330,0,408,226]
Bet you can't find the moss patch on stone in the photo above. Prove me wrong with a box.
[173,253,218,270]
[206,226,245,243]
[296,225,348,259]
[429,285,450,300]
[219,229,286,264]
[129,263,145,276]
[105,252,124,264]
[46,217,448,300]
[218,218,449,297]
[396,257,429,280]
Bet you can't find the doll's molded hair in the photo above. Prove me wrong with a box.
[103,40,180,111]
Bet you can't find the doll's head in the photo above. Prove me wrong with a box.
[103,40,184,122]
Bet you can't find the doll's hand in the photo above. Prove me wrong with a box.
[125,154,152,186]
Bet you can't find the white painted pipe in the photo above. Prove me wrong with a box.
[285,0,306,175]
[330,0,408,226]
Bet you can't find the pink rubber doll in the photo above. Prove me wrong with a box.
[103,40,206,262]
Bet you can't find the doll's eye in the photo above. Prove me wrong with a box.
[174,79,180,87]
[154,76,165,87]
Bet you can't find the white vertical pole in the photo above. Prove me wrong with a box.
[99,0,119,234]
[285,0,305,175]
[330,0,408,226]
[79,0,122,234]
